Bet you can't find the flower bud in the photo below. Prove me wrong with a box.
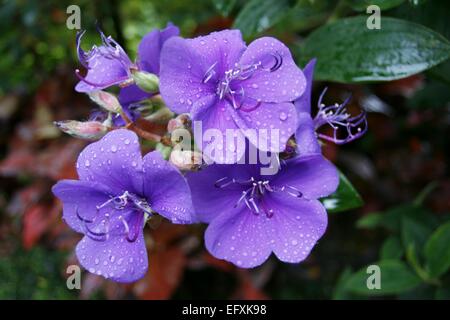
[132,70,159,93]
[155,142,172,160]
[169,150,202,171]
[88,90,122,113]
[144,106,174,124]
[167,113,191,134]
[54,120,109,140]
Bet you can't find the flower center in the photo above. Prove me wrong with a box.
[76,191,151,243]
[214,176,302,218]
[202,52,283,111]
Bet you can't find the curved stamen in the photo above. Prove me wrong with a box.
[75,69,130,88]
[238,100,261,112]
[215,177,234,188]
[83,220,108,241]
[76,207,94,223]
[278,185,303,198]
[202,62,218,84]
[260,201,274,218]
[260,52,283,72]
[313,87,367,145]
[126,214,143,243]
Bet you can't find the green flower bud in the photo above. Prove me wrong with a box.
[132,71,160,93]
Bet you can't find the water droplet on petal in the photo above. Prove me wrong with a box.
[279,112,288,121]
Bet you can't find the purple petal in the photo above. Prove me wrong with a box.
[294,59,316,114]
[75,51,131,93]
[238,37,306,103]
[205,206,272,268]
[138,24,180,75]
[265,192,327,263]
[76,129,143,195]
[192,98,246,163]
[75,216,147,283]
[232,102,298,153]
[118,84,152,107]
[186,163,257,223]
[52,180,113,233]
[295,112,321,156]
[160,37,214,114]
[159,30,246,114]
[272,155,339,199]
[142,151,195,223]
[188,30,246,76]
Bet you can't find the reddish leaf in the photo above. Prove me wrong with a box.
[133,247,186,300]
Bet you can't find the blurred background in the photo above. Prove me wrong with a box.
[0,0,449,299]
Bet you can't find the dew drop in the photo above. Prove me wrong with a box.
[279,112,287,121]
[111,145,117,153]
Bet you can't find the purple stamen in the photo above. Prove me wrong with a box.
[313,87,367,145]
[216,176,303,218]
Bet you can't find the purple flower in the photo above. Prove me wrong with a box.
[52,129,195,282]
[75,24,178,98]
[160,30,306,155]
[294,59,367,155]
[118,24,180,107]
[186,155,339,268]
[75,29,134,93]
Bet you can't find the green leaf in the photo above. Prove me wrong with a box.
[274,0,335,33]
[380,236,404,260]
[332,267,354,300]
[401,215,433,257]
[391,0,450,40]
[233,0,290,37]
[428,60,450,85]
[424,221,450,278]
[435,287,450,300]
[212,0,237,17]
[321,171,363,213]
[345,260,421,295]
[356,212,383,229]
[296,16,450,83]
[347,0,405,11]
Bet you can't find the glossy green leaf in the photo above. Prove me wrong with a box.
[356,213,383,229]
[424,221,450,278]
[322,171,363,213]
[391,0,450,40]
[212,0,237,17]
[296,16,450,83]
[347,0,405,11]
[435,287,450,300]
[332,267,353,300]
[401,215,433,257]
[428,60,450,85]
[345,260,421,295]
[233,0,289,37]
[380,236,404,260]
